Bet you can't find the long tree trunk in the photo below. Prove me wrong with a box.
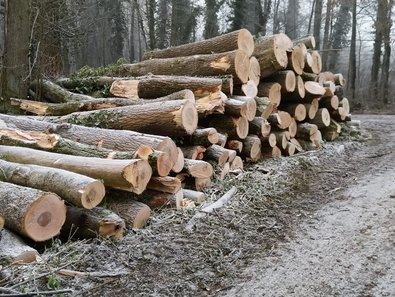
[347,0,357,101]
[0,181,66,242]
[0,159,105,209]
[0,146,152,194]
[313,0,323,49]
[321,0,333,69]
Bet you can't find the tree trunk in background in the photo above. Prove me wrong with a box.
[347,0,356,101]
[272,0,281,34]
[229,0,244,31]
[328,0,352,71]
[170,0,195,46]
[308,0,315,35]
[285,0,298,39]
[157,0,169,49]
[261,0,272,36]
[313,0,323,49]
[146,0,156,50]
[370,0,386,102]
[321,0,333,69]
[0,0,31,110]
[380,0,393,105]
[204,0,220,39]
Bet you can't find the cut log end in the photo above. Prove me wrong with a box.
[81,180,106,209]
[235,116,249,139]
[235,50,251,83]
[172,147,185,173]
[174,100,198,135]
[122,160,152,194]
[238,28,255,57]
[25,193,66,242]
[248,57,261,86]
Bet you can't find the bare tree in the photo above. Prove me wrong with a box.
[322,0,333,69]
[285,0,299,39]
[347,0,357,100]
[313,0,323,49]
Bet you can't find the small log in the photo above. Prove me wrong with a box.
[55,76,120,90]
[180,146,206,160]
[0,229,40,264]
[331,107,347,121]
[304,81,326,100]
[249,57,261,85]
[226,140,243,153]
[106,200,151,229]
[143,29,254,59]
[304,99,319,120]
[121,50,251,84]
[62,206,125,240]
[136,145,172,177]
[0,181,66,241]
[287,45,305,74]
[202,115,249,139]
[321,120,341,141]
[0,216,3,231]
[286,75,305,100]
[147,176,182,194]
[195,177,212,191]
[261,133,277,148]
[241,135,261,161]
[230,95,257,121]
[310,108,331,128]
[280,104,306,122]
[296,123,319,140]
[335,85,344,100]
[257,82,281,107]
[267,111,293,129]
[0,114,178,165]
[183,159,213,178]
[290,138,304,152]
[205,144,230,165]
[339,98,350,115]
[322,80,336,97]
[0,128,134,159]
[0,146,152,194]
[265,70,296,94]
[334,73,346,86]
[195,91,225,118]
[183,189,205,204]
[249,117,271,137]
[225,98,255,120]
[233,80,258,98]
[217,162,231,180]
[110,75,222,99]
[230,156,243,170]
[187,127,219,147]
[54,99,198,137]
[185,186,237,232]
[301,72,318,82]
[262,145,282,159]
[304,50,322,74]
[288,118,298,138]
[0,160,105,209]
[293,35,316,49]
[255,97,274,118]
[282,142,296,156]
[272,131,289,149]
[320,95,339,111]
[216,132,228,147]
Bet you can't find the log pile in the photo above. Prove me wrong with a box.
[0,29,352,246]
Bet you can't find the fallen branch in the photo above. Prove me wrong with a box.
[0,288,73,296]
[185,186,237,232]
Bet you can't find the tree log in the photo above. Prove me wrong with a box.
[185,127,219,147]
[228,96,257,121]
[255,97,275,119]
[0,114,178,165]
[233,80,258,98]
[183,189,205,204]
[287,45,305,74]
[267,111,293,129]
[304,50,322,74]
[110,75,223,99]
[183,159,213,178]
[249,57,261,85]
[310,108,331,128]
[304,98,319,120]
[322,80,336,97]
[296,123,319,140]
[339,98,350,115]
[0,146,152,194]
[195,177,212,191]
[180,145,206,160]
[205,144,230,165]
[272,131,289,149]
[230,156,244,170]
[320,95,339,111]
[61,206,125,240]
[0,160,105,209]
[249,117,271,137]
[136,145,173,177]
[0,181,66,241]
[282,142,296,156]
[257,82,281,107]
[304,81,326,100]
[147,176,182,194]
[265,70,296,94]
[106,199,151,229]
[0,229,40,264]
[301,72,318,82]
[54,99,198,137]
[293,35,316,49]
[121,50,250,84]
[202,115,249,139]
[241,135,261,161]
[172,147,185,173]
[288,118,298,138]
[285,75,305,100]
[261,133,277,148]
[316,72,335,84]
[280,104,306,121]
[226,140,243,153]
[262,145,282,159]
[195,91,226,118]
[334,73,346,86]
[321,119,342,141]
[143,29,254,59]
[216,132,228,147]
[56,76,122,90]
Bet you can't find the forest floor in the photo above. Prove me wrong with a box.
[1,115,394,297]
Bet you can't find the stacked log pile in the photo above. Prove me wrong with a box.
[0,29,351,247]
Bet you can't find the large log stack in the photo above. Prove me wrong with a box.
[1,29,352,247]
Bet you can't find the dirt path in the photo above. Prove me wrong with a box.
[224,115,395,297]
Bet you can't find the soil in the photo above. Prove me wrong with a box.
[0,115,394,296]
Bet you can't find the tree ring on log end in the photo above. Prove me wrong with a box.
[81,180,106,209]
[236,116,249,139]
[235,50,250,84]
[24,193,66,242]
[122,160,152,194]
[238,29,255,57]
[180,100,198,135]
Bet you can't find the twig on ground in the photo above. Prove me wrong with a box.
[0,288,72,296]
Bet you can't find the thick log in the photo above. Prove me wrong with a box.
[280,104,306,122]
[106,200,151,229]
[0,181,66,241]
[147,176,182,194]
[139,189,184,209]
[331,107,347,121]
[219,75,234,96]
[110,75,222,99]
[56,76,121,90]
[305,50,322,74]
[262,145,282,159]
[229,96,257,121]
[320,95,339,111]
[334,73,346,86]
[0,146,152,194]
[183,159,213,178]
[249,57,261,86]
[296,123,319,140]
[202,115,249,139]
[267,111,293,129]
[136,145,172,177]
[143,29,255,59]
[121,50,250,84]
[225,98,254,120]
[310,108,331,128]
[0,128,134,159]
[11,97,139,116]
[180,145,206,160]
[249,117,271,137]
[62,206,125,240]
[54,99,198,137]
[183,189,205,204]
[265,70,296,94]
[304,81,326,100]
[230,156,243,170]
[293,36,316,49]
[241,135,261,161]
[0,114,178,165]
[204,144,230,165]
[257,82,281,107]
[0,160,105,209]
[172,147,185,173]
[0,229,40,264]
[31,79,92,103]
[226,140,243,153]
[287,45,305,74]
